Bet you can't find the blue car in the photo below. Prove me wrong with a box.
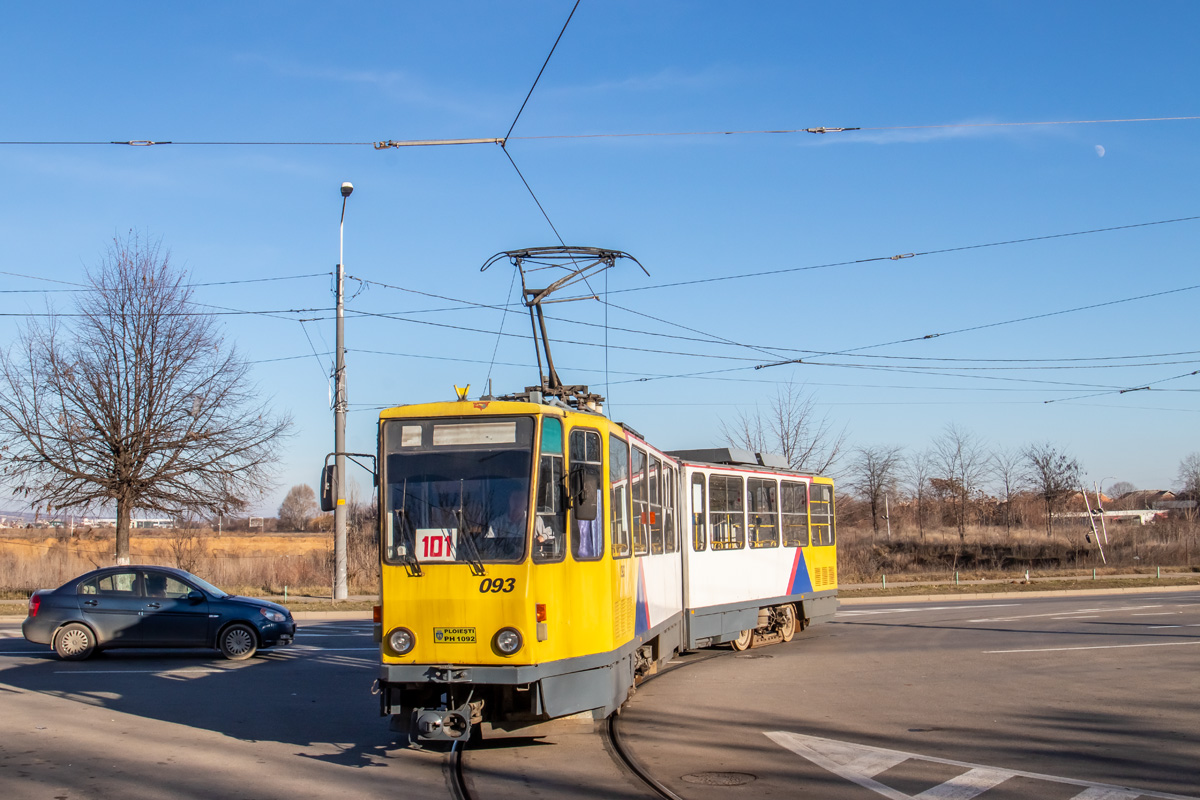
[23,565,296,661]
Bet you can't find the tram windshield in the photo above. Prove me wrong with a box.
[382,416,535,565]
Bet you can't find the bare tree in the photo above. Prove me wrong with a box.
[1023,442,1081,537]
[721,382,848,475]
[0,233,291,564]
[1177,453,1200,497]
[905,449,935,540]
[990,446,1023,536]
[278,484,318,532]
[849,445,904,537]
[932,424,989,540]
[1107,480,1137,500]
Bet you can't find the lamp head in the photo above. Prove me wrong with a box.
[341,182,354,198]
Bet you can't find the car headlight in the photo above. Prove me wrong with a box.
[494,627,523,656]
[387,627,415,656]
[260,608,286,623]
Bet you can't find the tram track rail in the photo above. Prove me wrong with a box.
[446,648,730,800]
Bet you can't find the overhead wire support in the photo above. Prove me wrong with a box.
[373,138,503,149]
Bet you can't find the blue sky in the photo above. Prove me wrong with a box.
[2,2,1197,514]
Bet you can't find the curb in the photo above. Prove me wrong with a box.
[839,583,1200,605]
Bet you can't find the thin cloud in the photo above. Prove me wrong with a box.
[231,53,501,120]
[547,64,747,97]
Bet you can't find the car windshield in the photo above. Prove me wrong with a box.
[183,573,228,599]
[383,416,534,564]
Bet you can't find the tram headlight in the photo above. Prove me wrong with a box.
[387,627,415,656]
[494,627,523,656]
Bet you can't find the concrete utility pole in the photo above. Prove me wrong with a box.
[334,181,353,600]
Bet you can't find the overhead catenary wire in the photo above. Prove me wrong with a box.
[503,0,581,143]
[3,114,1197,148]
[607,215,1200,295]
[753,282,1200,370]
[1043,369,1200,405]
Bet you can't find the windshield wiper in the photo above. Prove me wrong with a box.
[395,480,423,577]
[456,480,487,577]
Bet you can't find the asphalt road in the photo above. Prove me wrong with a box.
[3,590,1198,799]
[622,590,1200,799]
[0,620,450,800]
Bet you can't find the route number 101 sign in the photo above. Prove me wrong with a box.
[415,528,458,562]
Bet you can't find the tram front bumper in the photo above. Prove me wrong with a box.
[380,662,542,685]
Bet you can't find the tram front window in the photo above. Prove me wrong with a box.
[382,417,535,564]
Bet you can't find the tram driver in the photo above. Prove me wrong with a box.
[483,488,555,559]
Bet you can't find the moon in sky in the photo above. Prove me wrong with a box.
[1095,145,1106,157]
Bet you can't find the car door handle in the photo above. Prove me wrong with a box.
[84,599,98,606]
[145,603,161,609]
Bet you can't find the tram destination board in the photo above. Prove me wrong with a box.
[434,627,477,643]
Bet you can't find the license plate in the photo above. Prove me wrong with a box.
[433,627,476,644]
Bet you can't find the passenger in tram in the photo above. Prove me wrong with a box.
[575,494,603,559]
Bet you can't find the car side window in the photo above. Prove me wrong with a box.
[142,571,191,599]
[93,571,140,596]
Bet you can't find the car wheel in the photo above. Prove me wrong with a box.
[54,623,96,661]
[219,623,258,661]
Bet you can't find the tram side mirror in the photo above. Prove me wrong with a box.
[320,464,337,513]
[570,465,600,521]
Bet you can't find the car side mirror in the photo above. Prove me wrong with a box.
[319,464,337,512]
[570,465,600,521]
[187,590,205,604]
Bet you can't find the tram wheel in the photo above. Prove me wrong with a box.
[731,629,753,651]
[778,604,797,643]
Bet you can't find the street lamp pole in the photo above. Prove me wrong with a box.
[334,181,353,600]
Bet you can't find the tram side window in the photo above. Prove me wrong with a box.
[691,474,707,552]
[569,428,604,561]
[781,480,809,547]
[709,474,745,550]
[631,447,649,556]
[609,435,631,558]
[533,417,566,563]
[663,464,677,554]
[811,483,835,546]
[649,457,664,554]
[747,478,779,548]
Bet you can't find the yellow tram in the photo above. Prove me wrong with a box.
[369,389,838,742]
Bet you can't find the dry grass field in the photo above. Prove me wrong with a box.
[0,526,354,598]
[3,515,1197,599]
[837,518,1200,584]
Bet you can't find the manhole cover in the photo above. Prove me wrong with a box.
[681,772,757,786]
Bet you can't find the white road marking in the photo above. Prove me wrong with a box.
[1132,612,1177,616]
[839,604,1018,617]
[915,766,1012,799]
[53,668,235,674]
[1148,624,1200,630]
[765,731,1198,800]
[1052,615,1099,619]
[290,646,377,651]
[971,604,1161,622]
[986,640,1200,654]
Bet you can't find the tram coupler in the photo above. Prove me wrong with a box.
[412,700,484,743]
